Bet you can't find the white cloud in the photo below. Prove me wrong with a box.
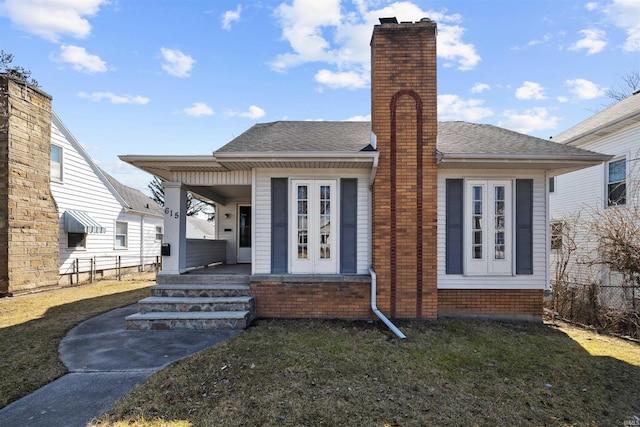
[470,83,489,94]
[59,45,106,74]
[586,2,599,11]
[603,0,640,52]
[557,96,569,103]
[437,94,493,121]
[78,92,149,105]
[515,81,547,100]
[315,69,368,89]
[565,78,606,99]
[160,47,195,78]
[498,107,560,134]
[0,0,107,42]
[270,1,480,89]
[227,105,266,120]
[183,102,214,117]
[569,28,607,54]
[222,5,242,31]
[437,23,481,70]
[346,114,370,121]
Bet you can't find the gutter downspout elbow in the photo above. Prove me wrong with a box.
[369,267,406,339]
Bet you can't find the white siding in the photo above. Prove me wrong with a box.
[437,169,548,289]
[549,120,640,286]
[550,120,640,219]
[254,168,371,275]
[51,119,161,275]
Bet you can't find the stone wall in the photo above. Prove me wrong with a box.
[0,76,59,294]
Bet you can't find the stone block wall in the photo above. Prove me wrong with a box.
[0,76,59,294]
[371,19,438,319]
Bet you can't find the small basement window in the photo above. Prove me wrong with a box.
[68,232,86,249]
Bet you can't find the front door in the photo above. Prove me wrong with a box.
[290,180,337,274]
[237,204,251,263]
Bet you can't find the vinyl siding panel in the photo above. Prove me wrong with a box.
[51,120,161,275]
[550,120,640,220]
[438,169,548,289]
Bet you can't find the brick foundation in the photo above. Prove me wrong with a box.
[250,275,373,319]
[438,289,543,321]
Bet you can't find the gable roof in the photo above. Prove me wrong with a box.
[122,119,609,178]
[552,91,640,146]
[216,121,373,153]
[100,169,163,217]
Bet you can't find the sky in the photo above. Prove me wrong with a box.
[1,0,639,194]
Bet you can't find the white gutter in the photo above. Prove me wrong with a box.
[369,267,406,339]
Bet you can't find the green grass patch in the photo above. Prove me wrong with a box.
[0,274,154,408]
[97,319,640,427]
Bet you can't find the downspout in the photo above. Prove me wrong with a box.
[369,267,406,339]
[368,153,405,338]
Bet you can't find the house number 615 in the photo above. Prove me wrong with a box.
[164,208,180,219]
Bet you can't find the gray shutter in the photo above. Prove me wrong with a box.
[516,179,533,275]
[340,179,358,274]
[446,179,464,274]
[271,178,288,273]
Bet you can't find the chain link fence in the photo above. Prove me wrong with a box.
[551,279,640,340]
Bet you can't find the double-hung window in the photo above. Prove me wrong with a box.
[51,145,62,182]
[607,158,626,207]
[115,221,128,248]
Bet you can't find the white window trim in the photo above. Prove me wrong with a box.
[115,221,128,249]
[464,179,513,276]
[605,156,627,208]
[155,225,164,242]
[51,144,63,183]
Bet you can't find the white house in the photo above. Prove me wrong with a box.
[549,91,639,297]
[50,113,164,283]
[120,19,609,327]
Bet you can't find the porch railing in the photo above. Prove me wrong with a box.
[186,239,226,269]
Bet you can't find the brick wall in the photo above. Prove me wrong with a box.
[438,289,543,321]
[0,76,59,294]
[371,19,438,319]
[251,276,373,319]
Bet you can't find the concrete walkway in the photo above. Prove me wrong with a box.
[0,304,241,427]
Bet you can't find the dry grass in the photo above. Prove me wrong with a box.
[0,274,154,408]
[96,318,640,427]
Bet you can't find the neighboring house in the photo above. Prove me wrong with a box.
[50,114,164,284]
[121,18,609,322]
[187,217,216,239]
[549,91,640,295]
[0,73,164,295]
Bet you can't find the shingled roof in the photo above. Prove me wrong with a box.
[215,121,372,153]
[216,120,605,160]
[552,91,640,145]
[101,169,163,216]
[437,121,606,159]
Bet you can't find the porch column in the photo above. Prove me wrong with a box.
[162,182,187,274]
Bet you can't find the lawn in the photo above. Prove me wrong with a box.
[96,318,640,427]
[0,274,154,408]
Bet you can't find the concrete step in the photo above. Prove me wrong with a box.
[126,310,252,330]
[138,296,254,313]
[156,273,251,285]
[151,283,251,298]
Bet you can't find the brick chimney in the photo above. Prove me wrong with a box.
[371,18,438,319]
[0,76,59,295]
